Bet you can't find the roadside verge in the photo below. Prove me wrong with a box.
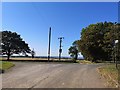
[0,61,15,74]
[97,64,118,88]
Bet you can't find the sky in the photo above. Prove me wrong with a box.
[2,2,118,57]
[1,0,120,2]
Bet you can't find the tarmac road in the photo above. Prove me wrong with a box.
[2,61,106,88]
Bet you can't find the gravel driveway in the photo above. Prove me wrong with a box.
[2,61,106,88]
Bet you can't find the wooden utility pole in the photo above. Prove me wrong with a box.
[48,27,51,61]
[58,37,64,60]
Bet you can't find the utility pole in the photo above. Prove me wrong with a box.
[58,37,64,60]
[115,40,119,69]
[114,23,119,69]
[48,27,51,61]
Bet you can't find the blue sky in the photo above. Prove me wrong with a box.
[2,2,118,57]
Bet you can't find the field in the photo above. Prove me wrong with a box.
[0,57,78,65]
[1,57,71,61]
[1,57,94,64]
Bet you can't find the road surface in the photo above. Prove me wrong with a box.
[2,61,106,88]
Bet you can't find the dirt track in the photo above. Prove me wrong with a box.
[2,61,106,88]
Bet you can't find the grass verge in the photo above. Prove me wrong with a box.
[0,61,15,70]
[98,64,118,88]
[77,60,94,64]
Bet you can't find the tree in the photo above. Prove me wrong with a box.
[0,31,31,60]
[78,23,106,62]
[68,40,79,62]
[73,22,119,62]
[31,48,35,58]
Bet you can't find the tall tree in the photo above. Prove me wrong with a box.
[68,40,79,62]
[0,31,31,60]
[75,22,119,62]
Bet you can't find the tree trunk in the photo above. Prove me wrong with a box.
[75,53,78,60]
[7,53,10,60]
[114,58,115,63]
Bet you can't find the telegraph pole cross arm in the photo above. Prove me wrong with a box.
[58,37,64,60]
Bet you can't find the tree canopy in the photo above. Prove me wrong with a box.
[68,40,79,62]
[70,22,120,62]
[0,31,31,60]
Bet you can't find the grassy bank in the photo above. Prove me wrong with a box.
[0,61,15,70]
[98,64,118,88]
[77,60,94,64]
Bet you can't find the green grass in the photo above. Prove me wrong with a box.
[98,64,118,87]
[0,61,15,70]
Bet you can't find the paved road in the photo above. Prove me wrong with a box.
[2,62,106,88]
